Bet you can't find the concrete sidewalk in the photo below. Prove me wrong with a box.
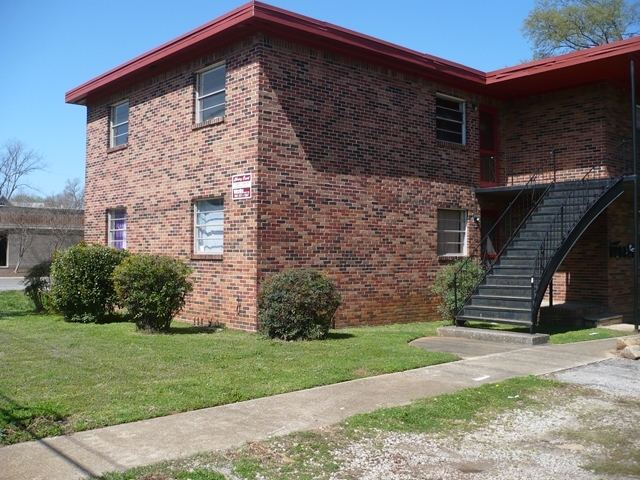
[0,337,620,480]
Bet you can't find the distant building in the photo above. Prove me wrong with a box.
[0,196,84,275]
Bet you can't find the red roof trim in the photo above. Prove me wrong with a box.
[65,1,485,105]
[65,1,640,105]
[487,35,640,83]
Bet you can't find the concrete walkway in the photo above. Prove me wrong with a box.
[0,277,24,291]
[0,337,621,480]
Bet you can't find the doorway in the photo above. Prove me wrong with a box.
[479,107,498,186]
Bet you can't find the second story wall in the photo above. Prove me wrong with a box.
[500,83,632,185]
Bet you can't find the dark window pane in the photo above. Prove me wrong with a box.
[436,106,463,122]
[436,129,462,144]
[436,97,460,111]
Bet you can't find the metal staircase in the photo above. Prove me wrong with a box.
[453,155,627,334]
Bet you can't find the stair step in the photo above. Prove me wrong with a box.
[503,247,538,256]
[455,315,533,328]
[497,256,537,266]
[478,285,531,297]
[518,230,546,240]
[469,296,532,309]
[509,239,541,248]
[484,275,531,287]
[492,265,532,276]
[460,305,531,321]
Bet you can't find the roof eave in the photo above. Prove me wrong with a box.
[65,1,486,106]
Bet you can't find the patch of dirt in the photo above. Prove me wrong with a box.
[323,358,640,480]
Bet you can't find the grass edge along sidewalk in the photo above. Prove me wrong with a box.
[96,375,640,479]
[0,290,454,444]
[0,290,626,446]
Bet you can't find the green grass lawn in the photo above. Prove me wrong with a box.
[0,291,455,444]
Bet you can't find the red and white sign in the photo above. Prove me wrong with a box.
[232,173,252,200]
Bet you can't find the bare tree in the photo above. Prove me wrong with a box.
[44,178,85,210]
[0,139,46,200]
[2,207,36,273]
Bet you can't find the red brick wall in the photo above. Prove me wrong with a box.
[256,36,483,327]
[84,34,485,330]
[501,83,632,185]
[606,189,635,313]
[85,38,262,330]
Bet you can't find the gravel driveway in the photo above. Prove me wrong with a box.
[324,357,640,480]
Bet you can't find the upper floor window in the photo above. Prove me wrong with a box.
[196,64,226,123]
[108,209,126,250]
[436,94,465,145]
[194,198,224,254]
[437,209,467,256]
[110,101,129,147]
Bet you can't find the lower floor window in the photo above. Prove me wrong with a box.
[194,198,224,254]
[437,209,467,255]
[108,209,126,249]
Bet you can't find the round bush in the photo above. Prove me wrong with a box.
[258,269,342,341]
[50,243,128,322]
[429,258,484,322]
[112,254,193,333]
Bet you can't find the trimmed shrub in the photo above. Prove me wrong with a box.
[258,269,341,341]
[23,260,52,312]
[429,258,484,322]
[50,243,128,322]
[112,254,193,332]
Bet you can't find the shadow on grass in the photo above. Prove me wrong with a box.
[0,394,67,445]
[62,312,133,325]
[325,332,355,340]
[0,310,37,320]
[166,324,225,335]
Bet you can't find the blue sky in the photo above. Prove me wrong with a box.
[0,0,534,197]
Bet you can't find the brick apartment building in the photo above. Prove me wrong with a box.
[66,1,639,331]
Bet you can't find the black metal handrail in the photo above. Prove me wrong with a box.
[453,149,557,317]
[529,139,630,325]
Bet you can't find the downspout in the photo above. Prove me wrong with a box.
[632,58,639,333]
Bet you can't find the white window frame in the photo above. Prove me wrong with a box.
[108,209,126,250]
[196,63,226,124]
[437,209,467,256]
[436,94,465,145]
[194,198,224,255]
[110,101,129,147]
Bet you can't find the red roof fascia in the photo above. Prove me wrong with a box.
[485,36,640,98]
[66,1,640,106]
[65,1,486,105]
[65,2,257,105]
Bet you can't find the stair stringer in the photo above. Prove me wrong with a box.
[530,178,626,325]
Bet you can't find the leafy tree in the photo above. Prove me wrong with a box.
[522,0,640,59]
